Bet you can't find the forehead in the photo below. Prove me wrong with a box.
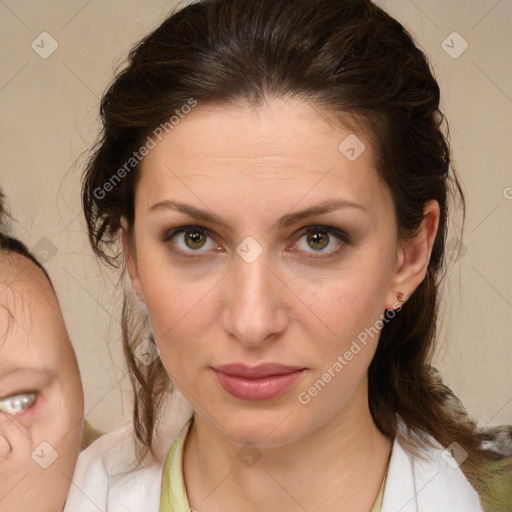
[0,253,63,363]
[137,98,391,217]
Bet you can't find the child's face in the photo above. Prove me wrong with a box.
[0,253,84,511]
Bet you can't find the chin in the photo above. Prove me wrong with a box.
[215,406,304,447]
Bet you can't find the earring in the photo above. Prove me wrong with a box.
[397,292,406,303]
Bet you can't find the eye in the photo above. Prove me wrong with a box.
[0,392,38,415]
[293,225,351,258]
[162,225,220,255]
[161,224,351,259]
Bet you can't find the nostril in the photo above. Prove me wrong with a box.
[0,432,12,460]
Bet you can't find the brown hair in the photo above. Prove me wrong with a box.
[81,0,511,508]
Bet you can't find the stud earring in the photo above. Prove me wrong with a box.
[397,292,406,303]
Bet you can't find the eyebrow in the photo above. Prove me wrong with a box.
[0,367,55,379]
[148,198,367,229]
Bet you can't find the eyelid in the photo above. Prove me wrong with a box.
[298,225,351,244]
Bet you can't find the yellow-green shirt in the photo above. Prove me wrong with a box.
[160,417,388,512]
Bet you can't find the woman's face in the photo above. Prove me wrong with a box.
[0,253,84,511]
[125,98,428,446]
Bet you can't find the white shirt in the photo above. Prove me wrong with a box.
[64,406,485,512]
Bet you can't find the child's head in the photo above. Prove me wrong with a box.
[0,195,84,511]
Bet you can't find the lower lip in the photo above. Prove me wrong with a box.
[213,369,305,401]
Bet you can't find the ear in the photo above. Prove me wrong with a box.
[120,216,144,303]
[386,199,440,310]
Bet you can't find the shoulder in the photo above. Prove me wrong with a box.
[382,416,485,512]
[413,438,484,511]
[63,423,164,512]
[64,390,195,511]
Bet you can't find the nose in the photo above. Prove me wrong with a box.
[221,248,288,348]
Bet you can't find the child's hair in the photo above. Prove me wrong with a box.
[79,0,511,508]
[0,190,53,285]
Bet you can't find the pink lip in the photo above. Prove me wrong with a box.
[212,363,305,401]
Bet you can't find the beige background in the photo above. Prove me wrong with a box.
[0,0,511,433]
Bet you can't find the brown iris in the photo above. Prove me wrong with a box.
[307,230,329,251]
[184,229,207,250]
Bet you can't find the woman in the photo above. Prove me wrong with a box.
[64,0,512,511]
[0,191,85,511]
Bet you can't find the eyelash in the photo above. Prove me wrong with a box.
[0,392,38,416]
[161,224,351,259]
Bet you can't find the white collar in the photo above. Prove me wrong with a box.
[381,415,484,511]
[64,410,484,512]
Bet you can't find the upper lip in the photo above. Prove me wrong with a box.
[213,363,305,378]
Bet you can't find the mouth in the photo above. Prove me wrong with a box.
[211,363,306,401]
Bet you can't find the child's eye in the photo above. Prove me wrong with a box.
[0,392,38,415]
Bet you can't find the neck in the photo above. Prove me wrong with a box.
[182,377,393,512]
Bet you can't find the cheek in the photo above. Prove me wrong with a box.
[295,283,384,409]
[30,377,82,444]
[0,414,31,474]
[302,274,387,355]
[59,358,84,418]
[30,394,82,489]
[138,255,220,342]
[0,390,81,510]
[52,423,82,480]
[54,367,84,461]
[137,242,392,377]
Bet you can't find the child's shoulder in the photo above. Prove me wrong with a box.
[65,392,195,511]
[64,423,166,512]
